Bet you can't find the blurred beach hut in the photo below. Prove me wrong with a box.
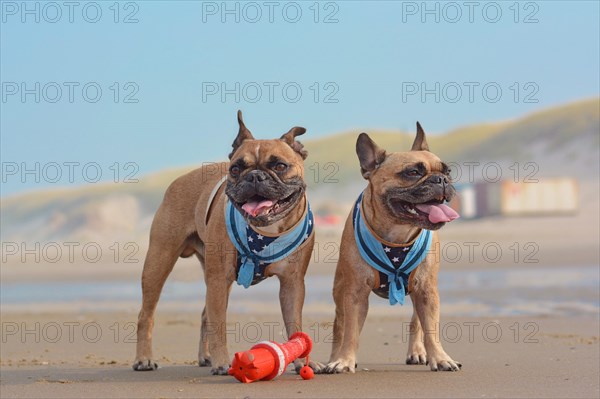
[500,179,579,216]
[449,178,578,219]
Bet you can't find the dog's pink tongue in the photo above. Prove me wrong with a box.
[242,200,274,217]
[415,204,459,223]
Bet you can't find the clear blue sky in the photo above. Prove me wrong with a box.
[1,1,599,195]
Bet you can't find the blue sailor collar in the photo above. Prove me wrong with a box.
[226,198,314,288]
[352,191,432,305]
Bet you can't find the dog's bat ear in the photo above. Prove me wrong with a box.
[280,126,308,160]
[281,126,306,143]
[411,122,430,152]
[356,133,386,179]
[229,110,255,159]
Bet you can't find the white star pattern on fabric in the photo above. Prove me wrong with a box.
[232,202,314,288]
[392,257,400,262]
[384,247,391,253]
[403,247,410,252]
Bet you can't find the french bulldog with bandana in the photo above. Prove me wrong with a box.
[133,111,320,375]
[323,124,461,373]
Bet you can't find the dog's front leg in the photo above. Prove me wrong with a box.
[406,299,427,365]
[204,272,232,375]
[323,280,370,374]
[278,273,304,339]
[277,272,325,373]
[412,286,461,371]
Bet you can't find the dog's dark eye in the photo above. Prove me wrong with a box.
[273,162,288,173]
[230,165,241,176]
[406,169,420,177]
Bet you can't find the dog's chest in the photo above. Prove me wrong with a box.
[372,244,413,298]
[231,215,314,287]
[235,228,279,286]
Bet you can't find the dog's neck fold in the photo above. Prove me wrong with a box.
[362,185,421,245]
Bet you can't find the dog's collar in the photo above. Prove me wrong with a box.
[353,191,432,305]
[226,197,314,288]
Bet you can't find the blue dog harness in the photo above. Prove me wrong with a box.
[353,192,432,305]
[226,200,314,288]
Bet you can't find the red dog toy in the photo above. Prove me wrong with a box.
[228,332,314,383]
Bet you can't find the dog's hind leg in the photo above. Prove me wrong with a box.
[198,306,212,366]
[133,214,192,371]
[133,243,181,370]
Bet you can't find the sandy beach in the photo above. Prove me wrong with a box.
[1,311,598,399]
[2,182,599,398]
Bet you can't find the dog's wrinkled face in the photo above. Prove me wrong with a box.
[225,111,308,227]
[378,152,457,230]
[357,123,458,230]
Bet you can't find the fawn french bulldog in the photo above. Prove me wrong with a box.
[134,111,319,375]
[323,123,461,373]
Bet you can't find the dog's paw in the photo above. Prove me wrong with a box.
[210,365,230,375]
[406,353,427,365]
[294,359,326,374]
[198,356,212,367]
[132,359,158,371]
[406,340,427,365]
[323,359,356,374]
[427,353,461,372]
